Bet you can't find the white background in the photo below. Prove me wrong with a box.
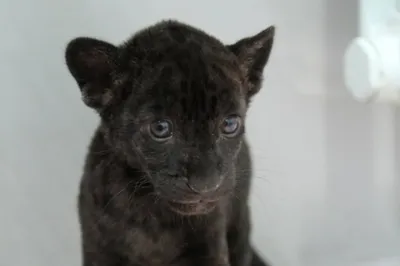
[1,1,399,266]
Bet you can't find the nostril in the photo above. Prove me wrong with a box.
[165,168,187,179]
[167,172,179,178]
[187,183,201,194]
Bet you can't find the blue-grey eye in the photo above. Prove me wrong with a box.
[221,115,241,136]
[149,119,173,140]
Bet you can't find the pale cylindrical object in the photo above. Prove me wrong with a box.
[343,0,400,104]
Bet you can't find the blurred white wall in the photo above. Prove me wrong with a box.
[1,1,399,266]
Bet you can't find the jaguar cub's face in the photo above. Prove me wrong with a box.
[65,20,274,215]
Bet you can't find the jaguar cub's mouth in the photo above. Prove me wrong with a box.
[166,198,219,216]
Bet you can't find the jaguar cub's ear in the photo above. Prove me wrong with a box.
[65,37,117,109]
[228,26,275,99]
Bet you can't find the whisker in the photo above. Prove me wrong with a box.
[102,179,137,211]
[252,176,272,184]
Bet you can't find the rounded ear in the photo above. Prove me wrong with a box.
[65,37,117,109]
[228,26,275,99]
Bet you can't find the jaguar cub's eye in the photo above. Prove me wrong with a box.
[149,119,173,141]
[221,115,241,137]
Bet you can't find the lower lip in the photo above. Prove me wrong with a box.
[166,200,218,216]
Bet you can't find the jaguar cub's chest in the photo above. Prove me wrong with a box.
[124,226,188,265]
[123,216,225,266]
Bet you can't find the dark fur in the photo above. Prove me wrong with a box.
[65,20,275,266]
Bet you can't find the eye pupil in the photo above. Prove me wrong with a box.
[150,120,173,140]
[156,123,166,132]
[221,116,241,136]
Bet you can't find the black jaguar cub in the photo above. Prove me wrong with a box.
[65,19,275,266]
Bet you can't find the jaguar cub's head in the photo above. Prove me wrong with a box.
[65,20,274,215]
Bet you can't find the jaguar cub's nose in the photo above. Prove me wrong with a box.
[186,176,223,194]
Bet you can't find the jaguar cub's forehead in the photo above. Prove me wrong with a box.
[119,21,247,120]
[66,19,274,117]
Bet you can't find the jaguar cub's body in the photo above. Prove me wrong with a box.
[65,20,274,266]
